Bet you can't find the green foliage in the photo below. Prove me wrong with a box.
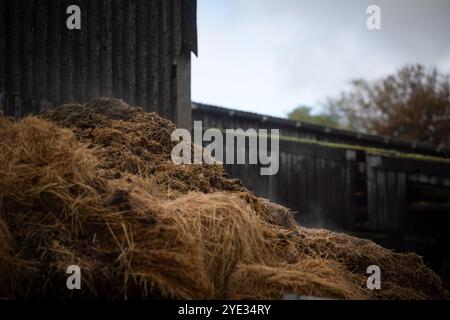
[324,64,450,148]
[287,106,340,127]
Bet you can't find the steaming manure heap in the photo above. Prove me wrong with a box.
[0,98,447,300]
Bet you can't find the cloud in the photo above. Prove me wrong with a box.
[192,0,450,117]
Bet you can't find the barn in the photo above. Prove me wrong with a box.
[0,0,197,129]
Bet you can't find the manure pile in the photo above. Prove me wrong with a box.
[0,98,447,300]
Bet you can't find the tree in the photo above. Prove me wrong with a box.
[288,106,340,128]
[325,64,450,148]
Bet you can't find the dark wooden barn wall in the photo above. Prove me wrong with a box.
[193,103,450,234]
[366,155,407,232]
[0,0,197,128]
[221,139,357,230]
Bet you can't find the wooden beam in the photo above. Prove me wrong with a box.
[174,49,192,130]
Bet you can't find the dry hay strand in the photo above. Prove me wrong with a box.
[161,192,277,298]
[227,260,368,300]
[295,227,445,300]
[39,97,243,196]
[0,98,448,300]
[0,116,211,299]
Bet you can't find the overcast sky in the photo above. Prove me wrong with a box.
[191,0,450,118]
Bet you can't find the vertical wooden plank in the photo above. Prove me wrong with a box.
[289,153,297,211]
[112,0,123,99]
[87,0,100,99]
[396,172,407,238]
[129,0,136,105]
[21,0,34,103]
[298,155,307,218]
[99,0,113,97]
[6,0,21,97]
[335,161,344,227]
[33,0,48,107]
[121,0,135,104]
[172,0,192,129]
[20,0,32,116]
[328,160,336,227]
[5,1,22,117]
[285,152,293,207]
[336,160,345,228]
[345,150,357,229]
[159,0,171,118]
[295,154,303,219]
[13,95,23,118]
[306,156,316,226]
[267,166,278,204]
[174,48,192,129]
[387,171,398,229]
[0,0,6,94]
[182,0,198,55]
[340,160,348,228]
[300,156,308,216]
[171,0,185,127]
[278,152,287,203]
[447,195,450,258]
[47,0,62,104]
[316,158,325,227]
[60,0,74,102]
[135,0,148,108]
[329,160,340,228]
[79,0,88,101]
[329,160,337,228]
[367,155,380,230]
[73,0,85,101]
[147,0,160,113]
[302,155,311,224]
[171,0,183,60]
[0,93,5,115]
[377,169,388,229]
[324,158,331,227]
